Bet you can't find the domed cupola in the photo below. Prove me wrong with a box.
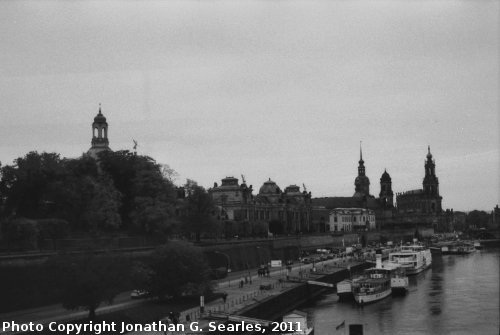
[379,168,393,206]
[93,109,107,123]
[259,178,281,195]
[380,169,391,183]
[88,104,111,159]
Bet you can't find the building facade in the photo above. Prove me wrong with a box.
[312,146,395,230]
[395,146,443,227]
[209,177,313,237]
[329,208,376,232]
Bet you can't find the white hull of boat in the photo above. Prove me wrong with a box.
[354,288,392,304]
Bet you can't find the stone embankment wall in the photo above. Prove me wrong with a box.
[238,262,368,322]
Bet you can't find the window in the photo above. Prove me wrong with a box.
[334,216,337,222]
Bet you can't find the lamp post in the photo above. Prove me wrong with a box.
[214,251,231,286]
[256,246,262,267]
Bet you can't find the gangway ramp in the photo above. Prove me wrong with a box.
[307,280,334,288]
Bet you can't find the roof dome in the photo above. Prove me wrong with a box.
[259,178,281,195]
[284,185,301,195]
[380,169,391,182]
[355,175,370,185]
[93,106,107,123]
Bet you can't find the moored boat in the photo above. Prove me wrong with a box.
[446,241,476,255]
[352,250,392,305]
[388,241,432,275]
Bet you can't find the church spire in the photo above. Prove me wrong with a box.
[354,142,370,197]
[359,141,363,163]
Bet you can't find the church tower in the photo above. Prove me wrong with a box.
[379,169,394,207]
[423,146,439,196]
[353,143,370,198]
[422,146,442,213]
[87,104,111,159]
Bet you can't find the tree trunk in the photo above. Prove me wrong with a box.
[88,307,96,320]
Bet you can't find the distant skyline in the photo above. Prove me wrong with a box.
[1,1,498,212]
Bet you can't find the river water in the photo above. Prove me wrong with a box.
[300,247,500,335]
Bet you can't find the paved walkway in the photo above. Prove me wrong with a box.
[0,256,360,335]
[128,256,360,334]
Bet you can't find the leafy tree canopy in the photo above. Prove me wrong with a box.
[180,180,217,241]
[46,253,130,320]
[133,241,212,300]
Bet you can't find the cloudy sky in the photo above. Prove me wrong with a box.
[1,0,498,211]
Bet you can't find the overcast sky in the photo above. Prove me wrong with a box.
[0,0,498,212]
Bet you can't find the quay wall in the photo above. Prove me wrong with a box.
[238,262,369,322]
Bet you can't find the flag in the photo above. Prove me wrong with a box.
[336,320,345,330]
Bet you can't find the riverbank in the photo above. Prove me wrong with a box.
[0,256,369,335]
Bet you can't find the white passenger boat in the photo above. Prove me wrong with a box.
[352,267,392,305]
[388,241,432,275]
[352,250,392,304]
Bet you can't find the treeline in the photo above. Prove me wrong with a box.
[0,150,216,250]
[0,241,213,317]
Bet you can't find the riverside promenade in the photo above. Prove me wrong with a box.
[0,255,363,335]
[127,255,363,335]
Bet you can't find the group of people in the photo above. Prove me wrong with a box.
[257,267,270,277]
[238,275,252,288]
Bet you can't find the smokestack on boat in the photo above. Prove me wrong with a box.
[376,249,382,269]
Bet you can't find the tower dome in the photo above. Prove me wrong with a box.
[380,169,391,183]
[259,178,281,195]
[88,104,111,159]
[93,109,107,122]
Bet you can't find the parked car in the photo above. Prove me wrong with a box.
[130,290,150,299]
[301,257,311,264]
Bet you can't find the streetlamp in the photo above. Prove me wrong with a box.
[214,251,231,286]
[256,246,262,267]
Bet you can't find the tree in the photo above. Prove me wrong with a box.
[98,151,177,233]
[37,218,69,250]
[0,152,64,218]
[181,180,217,241]
[134,241,212,300]
[1,217,39,250]
[466,210,490,230]
[47,253,130,320]
[161,164,179,184]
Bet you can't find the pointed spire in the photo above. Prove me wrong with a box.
[359,141,364,163]
[427,145,432,159]
[98,103,102,115]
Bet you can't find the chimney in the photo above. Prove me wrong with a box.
[376,249,382,269]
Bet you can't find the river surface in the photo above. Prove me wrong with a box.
[300,247,500,335]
